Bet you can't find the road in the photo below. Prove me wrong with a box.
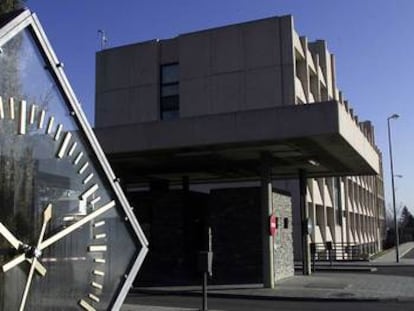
[126,251,414,311]
[126,294,414,311]
[370,249,414,278]
[402,248,414,259]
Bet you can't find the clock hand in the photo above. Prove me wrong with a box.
[39,200,115,251]
[0,222,47,276]
[0,222,21,249]
[38,204,52,245]
[2,254,25,272]
[19,204,52,311]
[19,257,37,311]
[29,258,46,276]
[2,201,115,272]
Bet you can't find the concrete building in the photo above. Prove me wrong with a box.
[94,15,385,286]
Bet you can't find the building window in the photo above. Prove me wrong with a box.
[160,63,179,120]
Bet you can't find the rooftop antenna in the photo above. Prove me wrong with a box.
[98,29,108,50]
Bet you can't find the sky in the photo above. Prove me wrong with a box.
[26,0,414,214]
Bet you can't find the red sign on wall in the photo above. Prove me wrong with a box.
[269,215,277,236]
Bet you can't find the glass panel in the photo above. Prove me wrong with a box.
[161,63,179,84]
[160,95,179,112]
[161,84,179,97]
[161,110,180,121]
[0,27,139,310]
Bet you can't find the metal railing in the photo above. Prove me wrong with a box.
[310,242,377,262]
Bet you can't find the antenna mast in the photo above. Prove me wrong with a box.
[98,30,108,50]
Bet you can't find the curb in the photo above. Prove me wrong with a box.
[294,266,377,273]
[122,305,200,311]
[131,288,407,303]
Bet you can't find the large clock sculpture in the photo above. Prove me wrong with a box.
[0,9,148,310]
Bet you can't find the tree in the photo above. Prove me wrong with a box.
[399,206,414,243]
[399,206,414,227]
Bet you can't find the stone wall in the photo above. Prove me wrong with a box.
[272,191,294,282]
[209,187,294,285]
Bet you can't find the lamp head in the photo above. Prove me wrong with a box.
[388,113,400,120]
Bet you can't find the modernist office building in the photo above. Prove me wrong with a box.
[95,16,385,286]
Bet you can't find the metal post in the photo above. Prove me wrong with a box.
[260,152,274,288]
[387,114,400,263]
[202,271,208,311]
[310,243,316,272]
[312,252,316,272]
[200,227,212,311]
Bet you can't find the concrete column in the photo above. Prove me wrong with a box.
[299,169,311,275]
[330,54,337,100]
[336,177,345,259]
[344,178,351,249]
[299,36,310,103]
[313,54,321,101]
[308,180,316,243]
[261,153,274,288]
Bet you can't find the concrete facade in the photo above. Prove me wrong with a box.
[94,15,385,283]
[96,17,295,126]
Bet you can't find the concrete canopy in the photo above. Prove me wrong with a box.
[95,100,380,185]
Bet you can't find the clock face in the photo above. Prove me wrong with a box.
[0,11,147,311]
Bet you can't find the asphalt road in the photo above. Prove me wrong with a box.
[127,253,414,311]
[373,265,414,278]
[126,294,414,311]
[402,248,414,259]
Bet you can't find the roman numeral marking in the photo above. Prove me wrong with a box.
[88,245,107,252]
[91,281,103,290]
[80,184,99,200]
[9,97,14,120]
[83,173,94,184]
[0,97,4,119]
[93,270,105,276]
[78,162,89,174]
[57,132,72,158]
[91,197,101,206]
[46,116,54,134]
[38,110,45,129]
[88,294,100,303]
[68,141,77,156]
[93,221,105,228]
[94,258,106,264]
[73,152,84,165]
[94,233,106,240]
[18,100,26,135]
[29,104,36,124]
[79,299,96,311]
[54,124,63,140]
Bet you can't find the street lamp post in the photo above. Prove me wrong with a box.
[387,113,399,263]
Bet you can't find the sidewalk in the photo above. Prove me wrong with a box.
[371,241,414,263]
[122,242,414,310]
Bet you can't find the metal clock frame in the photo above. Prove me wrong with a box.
[0,9,149,310]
